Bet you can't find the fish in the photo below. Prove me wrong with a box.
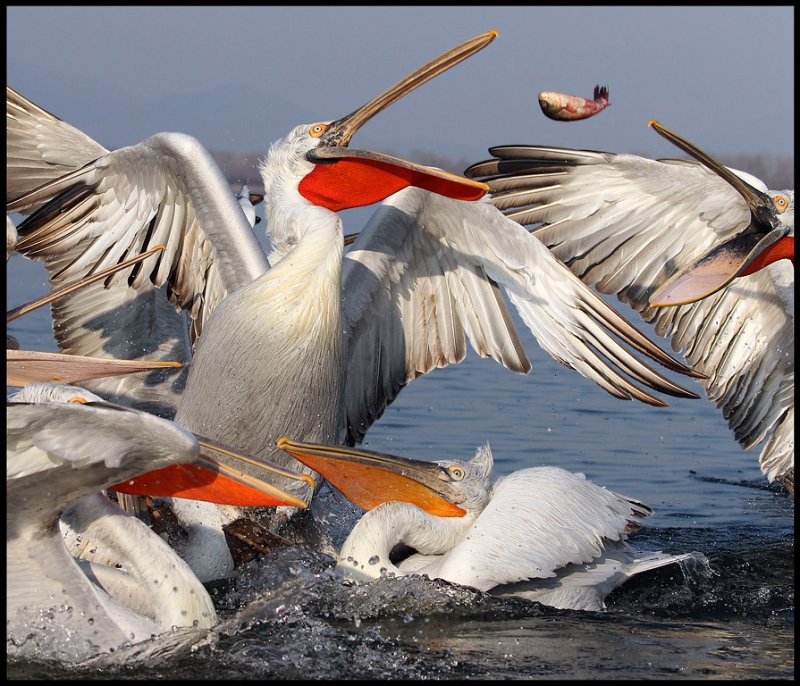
[538,85,609,121]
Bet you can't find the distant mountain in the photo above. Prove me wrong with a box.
[8,57,314,151]
[8,57,794,190]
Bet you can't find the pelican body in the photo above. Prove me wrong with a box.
[6,384,216,663]
[465,122,794,493]
[278,437,695,612]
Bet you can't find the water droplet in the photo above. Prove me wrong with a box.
[368,555,380,565]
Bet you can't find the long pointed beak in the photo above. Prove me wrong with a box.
[299,32,496,211]
[649,120,774,215]
[649,230,791,307]
[277,437,466,517]
[647,120,791,307]
[7,244,167,323]
[6,349,184,387]
[318,31,497,148]
[110,432,315,508]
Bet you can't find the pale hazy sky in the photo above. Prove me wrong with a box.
[7,6,794,162]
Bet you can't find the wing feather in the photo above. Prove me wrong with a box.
[7,87,269,415]
[341,188,699,445]
[468,146,794,484]
[427,467,652,591]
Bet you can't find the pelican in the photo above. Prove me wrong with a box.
[465,122,794,495]
[7,32,700,581]
[6,382,314,663]
[7,214,20,348]
[236,183,262,227]
[277,437,696,612]
[7,214,17,262]
[7,384,215,664]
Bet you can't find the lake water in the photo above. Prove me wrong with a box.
[6,214,794,679]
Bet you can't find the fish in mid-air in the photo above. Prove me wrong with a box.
[538,85,609,121]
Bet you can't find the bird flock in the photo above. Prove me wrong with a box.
[6,30,793,666]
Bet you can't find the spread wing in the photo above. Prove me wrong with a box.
[7,86,269,416]
[7,85,109,207]
[341,187,699,444]
[467,146,794,484]
[427,466,652,591]
[6,399,199,526]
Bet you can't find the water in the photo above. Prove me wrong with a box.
[6,233,794,679]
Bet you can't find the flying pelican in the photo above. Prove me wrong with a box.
[7,33,700,581]
[277,437,696,612]
[465,121,794,494]
[6,382,314,663]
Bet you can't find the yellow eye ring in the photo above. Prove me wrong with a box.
[772,195,788,214]
[309,123,328,138]
[448,465,465,481]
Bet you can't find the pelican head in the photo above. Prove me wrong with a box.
[277,437,496,517]
[259,31,494,226]
[647,121,794,306]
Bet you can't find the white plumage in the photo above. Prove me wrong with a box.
[466,143,794,493]
[280,440,695,612]
[6,34,700,583]
[6,384,216,664]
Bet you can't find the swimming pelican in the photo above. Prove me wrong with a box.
[6,382,314,662]
[7,33,700,581]
[465,122,794,494]
[277,437,695,611]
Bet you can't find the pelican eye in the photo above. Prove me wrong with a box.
[772,195,788,214]
[309,123,329,138]
[447,465,466,481]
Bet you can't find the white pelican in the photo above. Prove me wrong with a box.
[6,382,313,663]
[7,214,20,348]
[236,183,262,227]
[7,214,17,262]
[465,122,794,495]
[7,384,215,664]
[7,33,700,581]
[277,437,695,612]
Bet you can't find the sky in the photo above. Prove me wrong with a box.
[7,6,794,166]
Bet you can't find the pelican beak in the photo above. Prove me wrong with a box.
[111,433,315,508]
[649,229,793,307]
[299,31,496,211]
[7,243,167,323]
[647,120,793,306]
[6,349,184,387]
[277,437,466,517]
